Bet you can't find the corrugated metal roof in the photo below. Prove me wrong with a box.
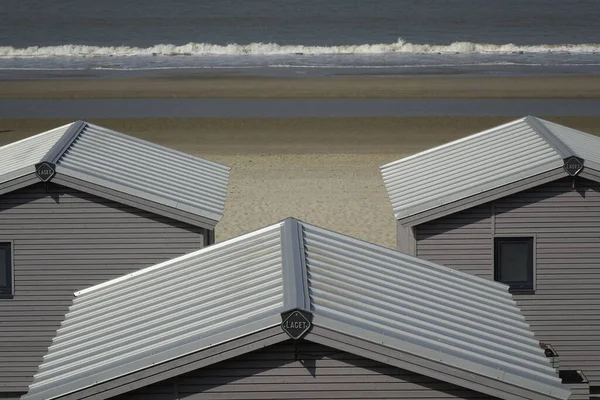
[25,223,285,400]
[0,123,73,181]
[380,116,600,221]
[540,119,600,166]
[302,222,566,399]
[0,121,229,225]
[24,218,569,400]
[56,123,230,222]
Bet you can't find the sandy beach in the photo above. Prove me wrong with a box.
[2,113,600,248]
[2,75,600,248]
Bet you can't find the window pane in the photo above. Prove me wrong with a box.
[498,240,531,285]
[0,248,6,288]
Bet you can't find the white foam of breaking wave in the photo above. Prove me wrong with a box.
[1,39,599,57]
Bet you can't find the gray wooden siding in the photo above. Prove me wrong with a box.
[0,182,206,394]
[415,204,493,279]
[114,341,496,400]
[566,384,590,400]
[414,177,600,389]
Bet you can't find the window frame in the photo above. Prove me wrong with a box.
[493,236,536,294]
[0,241,13,298]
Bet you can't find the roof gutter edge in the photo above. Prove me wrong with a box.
[396,164,565,226]
[309,320,570,400]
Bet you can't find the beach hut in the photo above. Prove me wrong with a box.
[22,218,569,400]
[0,121,229,398]
[381,116,600,399]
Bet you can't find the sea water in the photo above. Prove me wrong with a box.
[1,0,599,77]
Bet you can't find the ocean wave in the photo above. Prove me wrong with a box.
[1,39,599,57]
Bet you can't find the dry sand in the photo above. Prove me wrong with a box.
[2,75,600,98]
[3,116,600,248]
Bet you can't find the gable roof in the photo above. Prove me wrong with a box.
[0,121,230,228]
[24,218,569,400]
[380,116,600,224]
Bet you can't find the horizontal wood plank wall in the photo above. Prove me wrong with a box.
[115,341,495,400]
[415,204,493,279]
[0,182,206,393]
[566,383,590,400]
[495,177,600,388]
[415,176,600,389]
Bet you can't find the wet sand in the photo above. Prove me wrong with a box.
[2,75,600,98]
[2,116,600,248]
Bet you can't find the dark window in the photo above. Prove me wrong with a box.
[0,243,12,296]
[559,370,587,384]
[494,237,533,292]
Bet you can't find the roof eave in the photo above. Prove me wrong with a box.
[396,165,567,227]
[25,315,569,400]
[0,167,38,195]
[307,323,570,400]
[23,324,288,400]
[53,168,220,230]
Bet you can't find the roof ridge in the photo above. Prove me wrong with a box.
[524,115,573,158]
[281,218,310,311]
[43,120,87,164]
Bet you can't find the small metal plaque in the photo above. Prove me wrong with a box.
[563,156,584,177]
[35,162,56,182]
[281,310,312,340]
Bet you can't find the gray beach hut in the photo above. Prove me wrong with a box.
[381,116,600,399]
[23,218,569,400]
[0,121,229,398]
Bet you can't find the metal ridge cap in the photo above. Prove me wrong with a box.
[281,218,310,311]
[44,120,87,164]
[525,115,573,159]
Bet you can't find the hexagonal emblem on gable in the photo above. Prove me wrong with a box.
[35,162,56,182]
[563,156,584,177]
[281,310,312,340]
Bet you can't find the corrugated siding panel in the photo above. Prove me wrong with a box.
[380,118,562,219]
[25,223,284,400]
[0,182,205,393]
[415,176,600,388]
[416,204,492,279]
[57,123,230,220]
[0,124,71,178]
[300,223,564,394]
[113,341,497,400]
[542,119,600,166]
